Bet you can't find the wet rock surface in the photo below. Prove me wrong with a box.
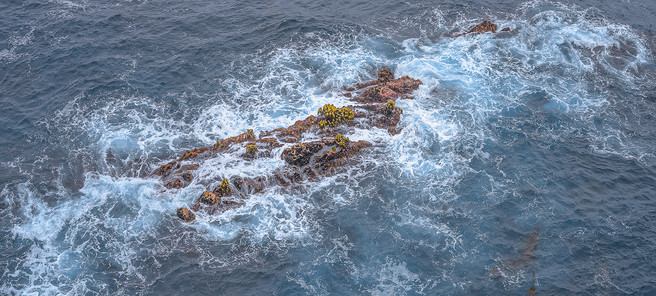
[454,20,511,37]
[157,68,422,222]
[176,207,196,222]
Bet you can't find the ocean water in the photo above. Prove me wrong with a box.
[1,0,656,295]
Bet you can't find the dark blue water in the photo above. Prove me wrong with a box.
[2,0,656,295]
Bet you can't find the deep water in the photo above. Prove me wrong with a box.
[2,0,656,295]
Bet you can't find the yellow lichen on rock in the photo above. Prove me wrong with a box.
[214,178,231,196]
[386,100,395,114]
[317,104,354,128]
[335,133,350,149]
[246,144,258,155]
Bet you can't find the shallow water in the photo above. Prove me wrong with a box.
[1,0,656,295]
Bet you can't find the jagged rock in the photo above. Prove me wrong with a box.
[357,102,404,134]
[359,86,399,103]
[211,129,257,152]
[242,176,265,194]
[471,20,497,33]
[386,76,422,93]
[165,178,184,189]
[178,147,209,161]
[454,20,501,37]
[176,207,195,222]
[282,142,325,166]
[356,67,396,89]
[156,161,179,177]
[377,67,394,83]
[177,163,200,172]
[314,140,371,171]
[355,75,421,104]
[198,190,220,206]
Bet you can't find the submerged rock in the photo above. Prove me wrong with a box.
[489,228,540,278]
[158,67,422,221]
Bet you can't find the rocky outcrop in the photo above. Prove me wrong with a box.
[454,20,511,37]
[160,68,422,222]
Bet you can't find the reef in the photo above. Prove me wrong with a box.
[156,68,422,222]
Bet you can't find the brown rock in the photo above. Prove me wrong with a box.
[165,178,184,189]
[282,142,325,166]
[356,67,396,89]
[377,67,394,83]
[471,20,497,33]
[385,76,422,94]
[178,147,209,161]
[211,130,258,152]
[455,20,499,37]
[260,116,317,143]
[176,207,195,222]
[358,86,400,103]
[155,161,179,177]
[198,190,220,206]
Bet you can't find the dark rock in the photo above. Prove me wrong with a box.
[165,178,184,189]
[377,67,394,83]
[282,142,325,166]
[182,172,193,182]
